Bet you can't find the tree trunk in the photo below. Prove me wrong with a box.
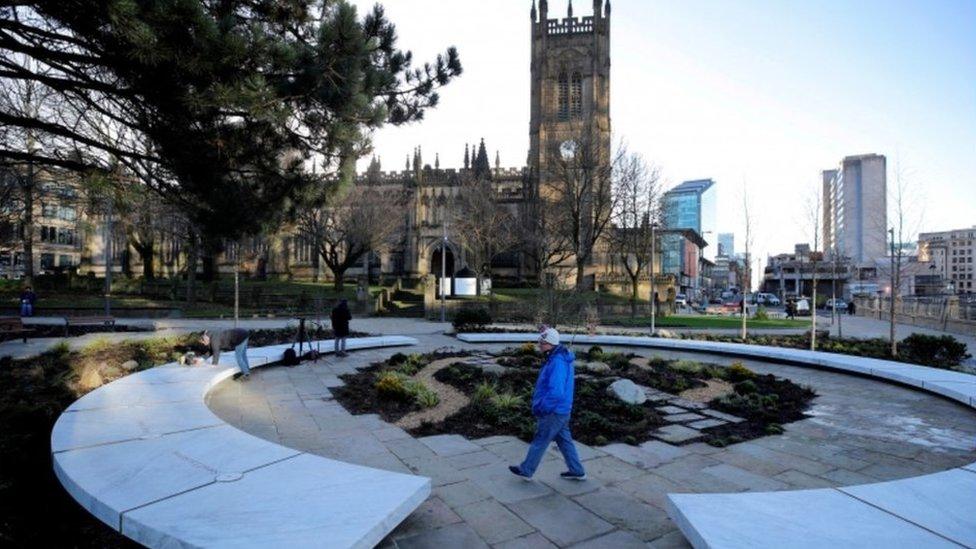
[21,171,34,285]
[186,234,198,304]
[575,261,586,291]
[140,242,155,280]
[332,267,346,291]
[630,274,639,317]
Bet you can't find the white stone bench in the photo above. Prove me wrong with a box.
[52,336,429,548]
[456,332,976,548]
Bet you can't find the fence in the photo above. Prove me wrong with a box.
[854,296,976,337]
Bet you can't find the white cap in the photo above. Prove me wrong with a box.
[540,327,560,346]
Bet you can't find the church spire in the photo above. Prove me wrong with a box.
[567,0,573,18]
[495,150,501,170]
[530,0,537,21]
[604,0,610,17]
[435,153,440,170]
[463,143,470,170]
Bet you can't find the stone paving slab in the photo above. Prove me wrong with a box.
[652,424,703,444]
[418,434,483,457]
[570,529,648,548]
[453,498,535,544]
[839,468,976,548]
[395,523,489,549]
[657,405,689,415]
[664,412,707,423]
[700,409,745,423]
[121,453,430,549]
[687,419,726,430]
[573,487,675,541]
[509,493,614,547]
[494,532,558,549]
[667,489,961,549]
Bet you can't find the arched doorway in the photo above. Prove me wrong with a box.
[430,246,455,279]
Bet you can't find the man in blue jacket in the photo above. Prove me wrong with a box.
[509,327,586,480]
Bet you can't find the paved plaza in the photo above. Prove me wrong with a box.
[206,330,976,548]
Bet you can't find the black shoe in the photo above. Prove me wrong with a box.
[508,465,531,481]
[233,372,244,381]
[560,471,587,481]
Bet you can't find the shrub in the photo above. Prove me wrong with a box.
[388,352,408,365]
[586,345,604,361]
[473,381,498,403]
[734,380,758,395]
[412,384,440,408]
[517,343,538,356]
[899,334,970,368]
[753,306,769,321]
[453,308,492,332]
[604,353,632,370]
[765,423,785,435]
[396,354,426,376]
[726,362,756,382]
[491,392,523,410]
[672,360,704,375]
[375,371,409,400]
[594,435,608,446]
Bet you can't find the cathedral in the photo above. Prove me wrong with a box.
[18,1,618,288]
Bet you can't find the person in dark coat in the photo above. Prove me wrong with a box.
[201,328,251,380]
[20,286,36,317]
[330,299,352,357]
[847,300,856,316]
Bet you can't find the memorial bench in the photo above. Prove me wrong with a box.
[52,336,430,548]
[0,316,32,343]
[456,332,976,549]
[63,315,116,336]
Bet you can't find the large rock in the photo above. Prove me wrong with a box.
[78,366,104,391]
[655,329,679,339]
[583,361,610,374]
[121,360,140,372]
[606,379,647,405]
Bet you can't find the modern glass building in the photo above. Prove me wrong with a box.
[660,179,717,297]
[718,233,734,257]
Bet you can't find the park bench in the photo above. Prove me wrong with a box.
[0,317,33,343]
[63,315,116,336]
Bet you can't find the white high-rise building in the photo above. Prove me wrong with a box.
[822,154,887,265]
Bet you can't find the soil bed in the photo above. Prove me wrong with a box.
[336,344,816,448]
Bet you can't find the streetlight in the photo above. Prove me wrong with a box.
[649,222,658,335]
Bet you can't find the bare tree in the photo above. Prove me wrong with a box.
[543,121,622,290]
[610,153,663,312]
[300,186,407,291]
[805,183,824,350]
[741,181,754,340]
[451,175,517,294]
[520,191,574,287]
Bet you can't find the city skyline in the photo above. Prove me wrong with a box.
[350,0,976,277]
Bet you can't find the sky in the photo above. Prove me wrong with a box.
[350,0,976,281]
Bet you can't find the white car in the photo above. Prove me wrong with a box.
[756,292,781,306]
[825,298,847,310]
[675,294,688,308]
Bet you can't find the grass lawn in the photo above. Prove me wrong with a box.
[607,315,812,330]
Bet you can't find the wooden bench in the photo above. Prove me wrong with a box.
[0,317,32,343]
[63,316,116,336]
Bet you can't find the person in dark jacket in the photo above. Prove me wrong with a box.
[330,299,352,357]
[509,327,586,481]
[847,300,856,316]
[20,286,36,317]
[201,328,251,379]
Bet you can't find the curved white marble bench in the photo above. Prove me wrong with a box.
[52,336,429,549]
[457,332,976,548]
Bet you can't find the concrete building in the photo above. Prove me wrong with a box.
[717,232,734,258]
[762,243,851,300]
[822,154,887,265]
[918,226,976,295]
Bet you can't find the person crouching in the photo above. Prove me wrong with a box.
[201,328,251,380]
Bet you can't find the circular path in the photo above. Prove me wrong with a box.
[207,333,976,549]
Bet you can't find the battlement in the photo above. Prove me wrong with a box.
[546,16,594,35]
[353,166,529,184]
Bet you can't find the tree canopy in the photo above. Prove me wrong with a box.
[0,0,462,239]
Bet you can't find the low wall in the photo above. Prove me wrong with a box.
[855,297,976,337]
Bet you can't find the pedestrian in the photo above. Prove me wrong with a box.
[19,285,36,317]
[201,328,251,380]
[847,300,856,316]
[785,300,795,320]
[509,327,586,481]
[330,298,352,357]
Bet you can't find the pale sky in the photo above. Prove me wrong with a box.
[350,0,976,281]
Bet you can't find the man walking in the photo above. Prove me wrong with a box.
[201,328,251,380]
[330,299,352,357]
[509,327,586,481]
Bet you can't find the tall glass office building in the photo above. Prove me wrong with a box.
[661,179,717,277]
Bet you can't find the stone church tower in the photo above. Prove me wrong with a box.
[528,0,612,185]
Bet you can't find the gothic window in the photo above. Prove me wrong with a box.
[558,72,569,121]
[570,72,583,117]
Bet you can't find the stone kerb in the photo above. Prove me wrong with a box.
[456,332,976,548]
[52,336,430,549]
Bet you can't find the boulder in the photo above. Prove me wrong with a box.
[78,366,104,391]
[583,361,611,374]
[607,379,647,405]
[121,360,140,372]
[655,329,679,339]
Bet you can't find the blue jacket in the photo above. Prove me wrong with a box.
[531,345,575,416]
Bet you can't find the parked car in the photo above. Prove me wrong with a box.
[675,293,688,308]
[755,292,781,306]
[795,298,811,316]
[825,298,847,310]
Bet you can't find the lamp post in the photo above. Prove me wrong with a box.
[649,223,657,335]
[440,222,448,323]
